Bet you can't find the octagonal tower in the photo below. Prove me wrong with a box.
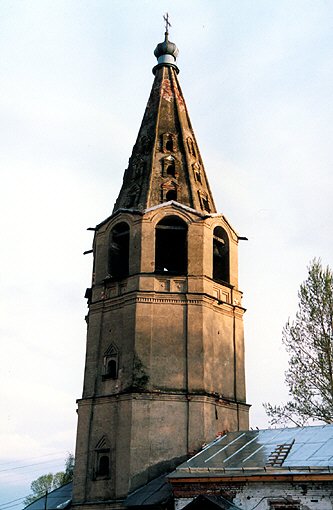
[72,29,249,509]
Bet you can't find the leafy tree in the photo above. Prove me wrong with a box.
[24,474,55,505]
[62,452,75,483]
[264,259,333,426]
[23,453,74,506]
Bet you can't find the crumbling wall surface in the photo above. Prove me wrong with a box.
[174,481,333,510]
[234,482,333,510]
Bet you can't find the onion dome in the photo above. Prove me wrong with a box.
[153,32,179,74]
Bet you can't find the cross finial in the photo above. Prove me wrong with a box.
[163,12,171,35]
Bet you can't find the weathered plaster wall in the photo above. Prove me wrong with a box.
[175,481,333,510]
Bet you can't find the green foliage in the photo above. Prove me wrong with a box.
[264,259,333,426]
[23,453,74,506]
[24,474,54,505]
[63,452,75,482]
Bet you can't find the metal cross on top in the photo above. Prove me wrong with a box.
[163,12,171,34]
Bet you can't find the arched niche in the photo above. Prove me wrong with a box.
[213,226,230,283]
[186,136,196,157]
[192,162,202,184]
[94,436,111,479]
[166,189,177,201]
[162,156,177,178]
[108,222,130,280]
[103,343,119,380]
[155,216,187,275]
[161,132,177,153]
[161,180,179,203]
[97,455,110,477]
[197,191,211,213]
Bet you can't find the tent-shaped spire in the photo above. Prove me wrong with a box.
[113,29,216,214]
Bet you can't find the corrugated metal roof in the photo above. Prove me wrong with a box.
[23,482,72,510]
[172,425,333,477]
[125,473,172,506]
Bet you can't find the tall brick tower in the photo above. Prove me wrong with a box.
[72,27,249,509]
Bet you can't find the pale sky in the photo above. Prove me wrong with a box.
[1,0,332,506]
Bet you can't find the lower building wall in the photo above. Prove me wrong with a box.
[73,393,250,504]
[175,481,333,510]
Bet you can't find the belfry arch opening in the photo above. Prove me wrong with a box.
[213,226,230,283]
[108,222,130,280]
[155,216,187,275]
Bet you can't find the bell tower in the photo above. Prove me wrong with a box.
[72,27,249,509]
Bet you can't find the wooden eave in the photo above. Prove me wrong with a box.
[169,472,333,485]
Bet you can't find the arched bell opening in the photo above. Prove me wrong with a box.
[213,226,230,284]
[155,216,187,275]
[108,222,130,280]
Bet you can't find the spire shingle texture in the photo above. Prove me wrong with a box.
[113,64,216,214]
